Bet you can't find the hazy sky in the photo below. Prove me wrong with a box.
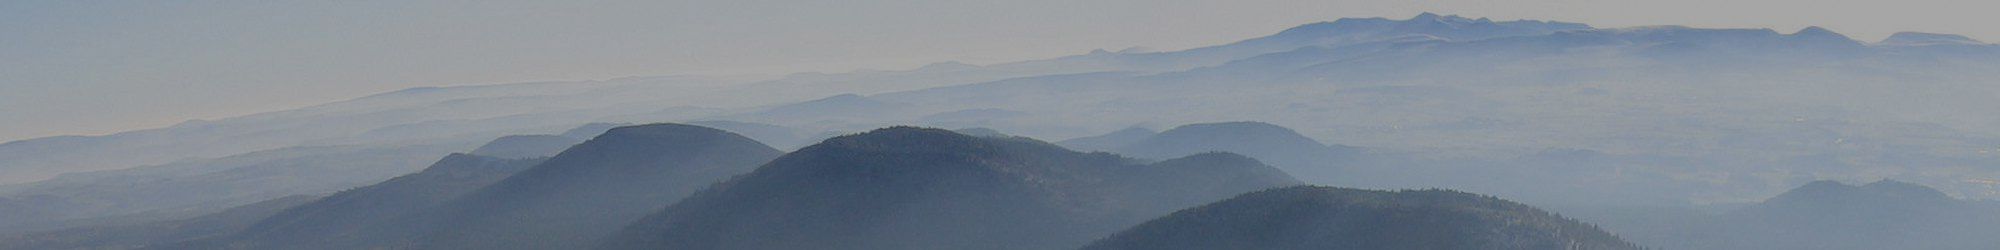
[2,0,1992,142]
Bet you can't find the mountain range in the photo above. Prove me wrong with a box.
[209,153,545,249]
[5,122,1994,250]
[1083,186,1641,250]
[1671,180,2000,250]
[1099,122,1361,183]
[1,12,1997,249]
[598,127,1301,250]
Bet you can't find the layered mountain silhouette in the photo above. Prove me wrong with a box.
[400,123,782,249]
[1083,186,1642,250]
[0,195,317,250]
[188,123,781,250]
[559,122,628,139]
[0,144,455,233]
[1654,180,2000,250]
[199,154,544,249]
[1878,32,1985,46]
[993,12,1591,74]
[1055,127,1156,152]
[3,11,2000,250]
[0,75,736,185]
[598,127,1300,250]
[1258,13,1590,44]
[0,121,640,234]
[950,127,1010,137]
[1108,122,1357,182]
[468,135,582,159]
[684,120,810,149]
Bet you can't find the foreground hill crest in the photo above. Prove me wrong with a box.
[203,123,784,250]
[599,126,1301,250]
[1084,186,1642,250]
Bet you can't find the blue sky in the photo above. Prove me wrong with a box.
[2,0,1992,142]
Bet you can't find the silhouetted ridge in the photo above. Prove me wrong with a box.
[403,123,783,250]
[469,135,582,159]
[599,127,1300,250]
[210,123,781,250]
[1144,152,1292,182]
[558,122,627,139]
[215,153,543,249]
[1261,13,1589,45]
[1057,127,1157,152]
[951,127,1010,137]
[1083,186,1642,250]
[1668,179,2000,250]
[1763,179,1956,209]
[1878,32,1984,46]
[0,195,318,250]
[1785,26,1864,48]
[1118,122,1329,157]
[1113,122,1350,182]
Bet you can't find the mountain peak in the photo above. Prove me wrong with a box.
[1262,13,1583,46]
[596,123,737,140]
[559,122,627,139]
[1796,26,1835,34]
[1878,32,1985,46]
[1173,121,1294,132]
[1765,179,1957,208]
[469,135,581,159]
[225,153,543,249]
[1786,26,1862,46]
[813,126,1018,155]
[602,125,1299,250]
[1412,12,1442,20]
[834,126,962,140]
[400,123,783,249]
[1135,122,1328,150]
[1083,186,1642,250]
[1112,121,1349,182]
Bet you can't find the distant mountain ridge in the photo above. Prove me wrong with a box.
[0,144,459,233]
[468,135,582,159]
[1625,180,2000,250]
[997,12,1592,74]
[405,123,781,250]
[599,127,1300,250]
[1083,186,1641,250]
[4,12,2000,243]
[1878,32,1986,46]
[1108,122,1357,183]
[193,123,782,250]
[211,154,544,249]
[1055,127,1156,152]
[0,195,318,250]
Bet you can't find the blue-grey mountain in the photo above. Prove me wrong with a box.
[598,127,1300,250]
[1083,186,1641,250]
